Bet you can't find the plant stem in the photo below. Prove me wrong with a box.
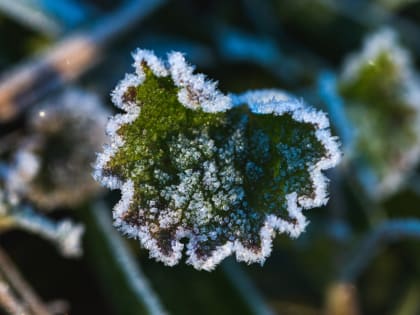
[341,218,420,282]
[0,0,166,122]
[0,246,51,315]
[221,259,276,315]
[83,202,168,315]
[0,276,30,315]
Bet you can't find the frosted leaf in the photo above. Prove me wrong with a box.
[7,88,109,210]
[338,28,420,199]
[94,50,341,270]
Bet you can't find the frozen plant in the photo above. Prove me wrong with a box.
[0,187,84,257]
[94,49,341,270]
[6,88,109,210]
[338,28,420,199]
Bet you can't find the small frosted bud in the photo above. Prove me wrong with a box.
[7,88,109,210]
[55,220,85,257]
[338,28,420,199]
[94,50,341,270]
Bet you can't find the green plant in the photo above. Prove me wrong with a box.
[94,50,341,270]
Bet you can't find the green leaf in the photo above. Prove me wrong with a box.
[94,50,340,270]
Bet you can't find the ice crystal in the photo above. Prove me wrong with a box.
[94,50,340,270]
[338,28,420,198]
[7,88,109,210]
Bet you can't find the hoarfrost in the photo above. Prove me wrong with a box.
[94,50,341,270]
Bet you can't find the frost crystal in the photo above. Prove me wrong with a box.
[94,50,340,270]
[7,88,109,210]
[339,28,420,198]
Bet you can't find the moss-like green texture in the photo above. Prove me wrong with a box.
[104,65,326,259]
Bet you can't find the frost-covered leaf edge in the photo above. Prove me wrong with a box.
[93,50,341,270]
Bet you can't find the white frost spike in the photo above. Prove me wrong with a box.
[231,89,291,106]
[167,51,232,112]
[132,49,169,77]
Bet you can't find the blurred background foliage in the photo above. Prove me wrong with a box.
[1,0,420,314]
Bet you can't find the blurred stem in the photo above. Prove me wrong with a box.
[340,218,420,282]
[0,246,51,315]
[215,26,303,85]
[392,284,420,315]
[0,0,166,122]
[324,282,360,315]
[318,71,354,156]
[1,206,84,257]
[327,169,351,243]
[221,259,275,315]
[81,202,167,315]
[0,0,62,37]
[317,71,387,227]
[0,276,29,315]
[346,172,387,227]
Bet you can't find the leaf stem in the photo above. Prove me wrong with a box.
[0,246,51,315]
[341,218,420,282]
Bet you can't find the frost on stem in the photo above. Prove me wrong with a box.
[6,88,109,210]
[94,50,341,270]
[12,207,85,257]
[338,28,420,199]
[0,190,84,258]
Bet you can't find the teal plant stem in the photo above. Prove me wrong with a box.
[0,205,84,258]
[0,0,62,37]
[221,259,276,315]
[0,162,8,180]
[318,71,354,156]
[216,26,301,84]
[318,71,387,225]
[85,202,168,315]
[341,218,420,282]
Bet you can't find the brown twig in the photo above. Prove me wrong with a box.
[0,276,30,315]
[0,0,166,122]
[0,246,51,315]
